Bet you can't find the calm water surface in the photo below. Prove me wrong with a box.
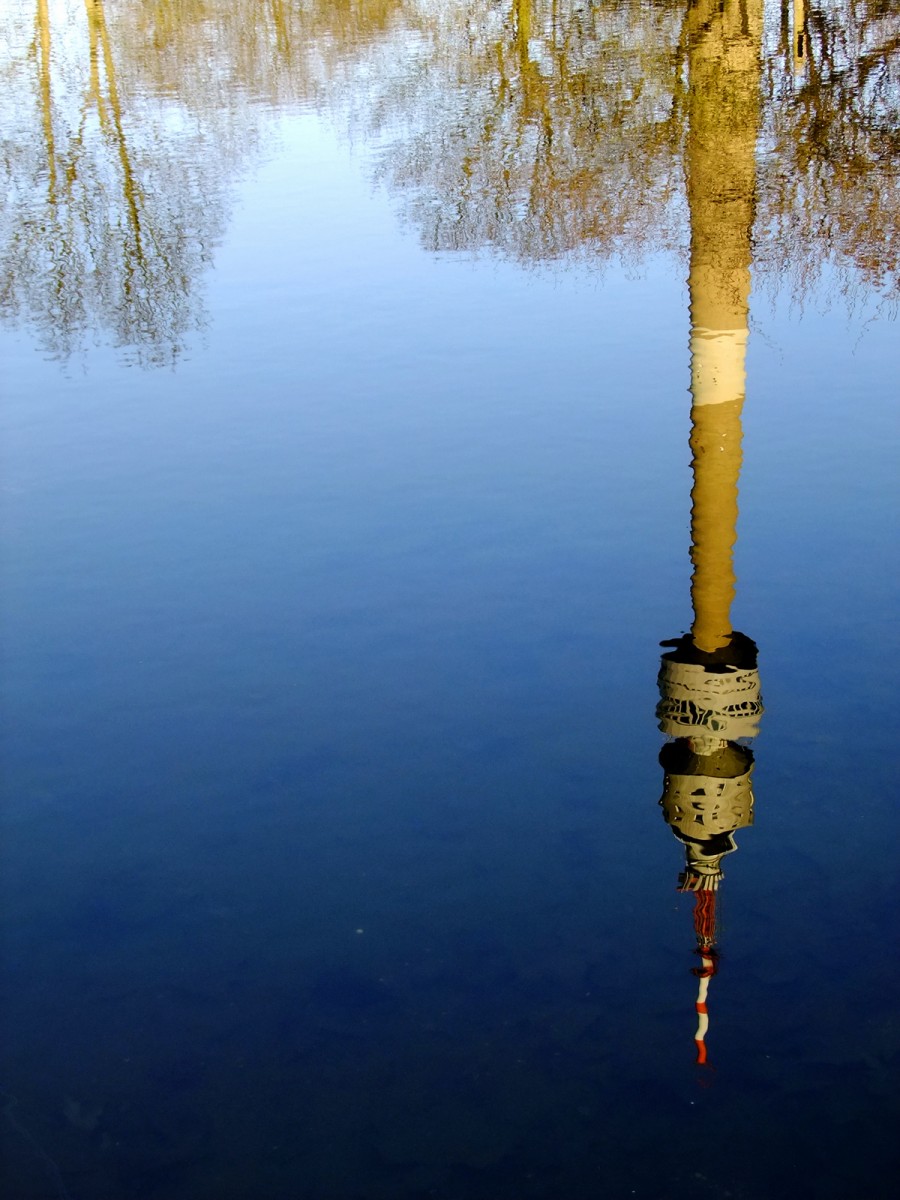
[2,3,898,1198]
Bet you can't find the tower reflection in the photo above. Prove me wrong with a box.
[656,0,764,1067]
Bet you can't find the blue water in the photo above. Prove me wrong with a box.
[2,19,899,1200]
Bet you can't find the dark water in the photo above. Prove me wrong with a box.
[2,4,899,1198]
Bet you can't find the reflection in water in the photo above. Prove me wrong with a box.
[656,0,764,1066]
[761,0,900,304]
[356,0,900,300]
[794,0,808,72]
[365,0,686,262]
[0,0,420,361]
[1,0,237,363]
[1,1,898,361]
[1,5,898,1199]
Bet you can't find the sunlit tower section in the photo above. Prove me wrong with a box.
[656,0,764,1068]
[793,0,808,74]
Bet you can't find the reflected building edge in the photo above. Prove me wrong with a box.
[656,0,764,1067]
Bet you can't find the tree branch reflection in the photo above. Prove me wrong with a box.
[1,1,897,363]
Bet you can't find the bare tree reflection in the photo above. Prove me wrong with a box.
[2,1,244,363]
[362,0,687,263]
[1,1,897,364]
[348,0,900,300]
[761,0,900,305]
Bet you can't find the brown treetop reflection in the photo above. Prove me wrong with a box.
[2,1,897,362]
